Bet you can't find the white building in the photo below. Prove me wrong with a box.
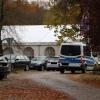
[3,42,60,59]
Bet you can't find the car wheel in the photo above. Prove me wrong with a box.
[60,69,65,74]
[11,65,14,71]
[0,74,5,80]
[24,65,29,71]
[47,69,50,71]
[82,69,86,73]
[81,65,87,73]
[71,70,75,74]
[40,66,44,71]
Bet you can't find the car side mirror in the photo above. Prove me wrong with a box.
[93,54,97,57]
[15,59,19,61]
[5,57,8,61]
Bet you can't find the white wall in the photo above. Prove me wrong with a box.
[3,42,60,57]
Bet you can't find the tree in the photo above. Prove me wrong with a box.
[4,0,45,25]
[0,0,4,56]
[44,0,82,45]
[80,0,100,51]
[45,0,100,52]
[0,0,23,56]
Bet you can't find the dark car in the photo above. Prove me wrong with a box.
[0,54,30,71]
[0,56,11,80]
[46,57,60,71]
[30,56,47,71]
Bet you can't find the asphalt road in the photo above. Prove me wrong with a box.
[24,71,100,100]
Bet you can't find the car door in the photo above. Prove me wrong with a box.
[15,55,25,67]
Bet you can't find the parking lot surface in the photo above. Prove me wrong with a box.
[24,71,100,100]
[0,71,100,100]
[0,71,73,100]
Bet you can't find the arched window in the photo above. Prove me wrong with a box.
[23,47,34,59]
[3,47,13,55]
[45,47,55,57]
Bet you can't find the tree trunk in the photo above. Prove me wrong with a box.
[0,0,4,56]
[0,26,3,56]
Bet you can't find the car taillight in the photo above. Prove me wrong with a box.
[80,56,84,65]
[47,60,50,63]
[57,59,60,64]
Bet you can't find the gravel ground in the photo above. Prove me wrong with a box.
[1,71,100,100]
[0,71,74,100]
[22,71,100,100]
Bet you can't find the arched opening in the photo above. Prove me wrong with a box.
[3,47,14,55]
[45,47,55,57]
[23,47,34,59]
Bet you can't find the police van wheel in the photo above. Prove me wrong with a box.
[81,65,87,73]
[60,69,65,74]
[0,74,5,80]
[71,70,75,74]
[82,69,86,73]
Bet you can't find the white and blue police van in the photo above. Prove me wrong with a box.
[59,42,97,74]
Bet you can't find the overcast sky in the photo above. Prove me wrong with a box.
[22,1,55,42]
[16,25,57,42]
[21,0,55,42]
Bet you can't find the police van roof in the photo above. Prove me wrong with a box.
[62,42,86,46]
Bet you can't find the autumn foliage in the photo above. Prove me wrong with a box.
[80,0,100,51]
[4,0,45,25]
[0,75,73,100]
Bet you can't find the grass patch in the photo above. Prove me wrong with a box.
[11,68,25,74]
[80,76,100,81]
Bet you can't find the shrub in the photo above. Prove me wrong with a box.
[93,66,100,74]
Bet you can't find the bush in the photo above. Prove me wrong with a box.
[93,66,100,74]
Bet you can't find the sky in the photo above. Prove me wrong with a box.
[20,0,55,42]
[17,0,56,42]
[20,1,55,42]
[16,25,57,42]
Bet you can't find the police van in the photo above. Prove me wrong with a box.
[59,42,97,74]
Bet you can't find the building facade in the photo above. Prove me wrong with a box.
[3,42,60,59]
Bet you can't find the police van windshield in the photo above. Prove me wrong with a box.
[61,45,81,56]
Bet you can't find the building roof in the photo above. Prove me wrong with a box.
[21,42,58,46]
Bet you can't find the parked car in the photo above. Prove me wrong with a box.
[30,56,47,71]
[46,57,60,71]
[0,54,30,71]
[0,55,8,66]
[0,56,10,80]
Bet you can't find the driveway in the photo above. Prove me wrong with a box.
[0,71,72,100]
[23,71,100,100]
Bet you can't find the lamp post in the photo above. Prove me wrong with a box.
[2,38,14,71]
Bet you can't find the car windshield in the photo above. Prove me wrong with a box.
[32,56,46,61]
[16,55,29,60]
[61,45,81,56]
[48,57,59,61]
[3,54,16,60]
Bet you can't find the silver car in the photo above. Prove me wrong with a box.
[46,57,60,71]
[30,56,47,71]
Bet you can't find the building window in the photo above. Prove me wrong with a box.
[3,47,13,55]
[45,47,55,57]
[23,47,34,59]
